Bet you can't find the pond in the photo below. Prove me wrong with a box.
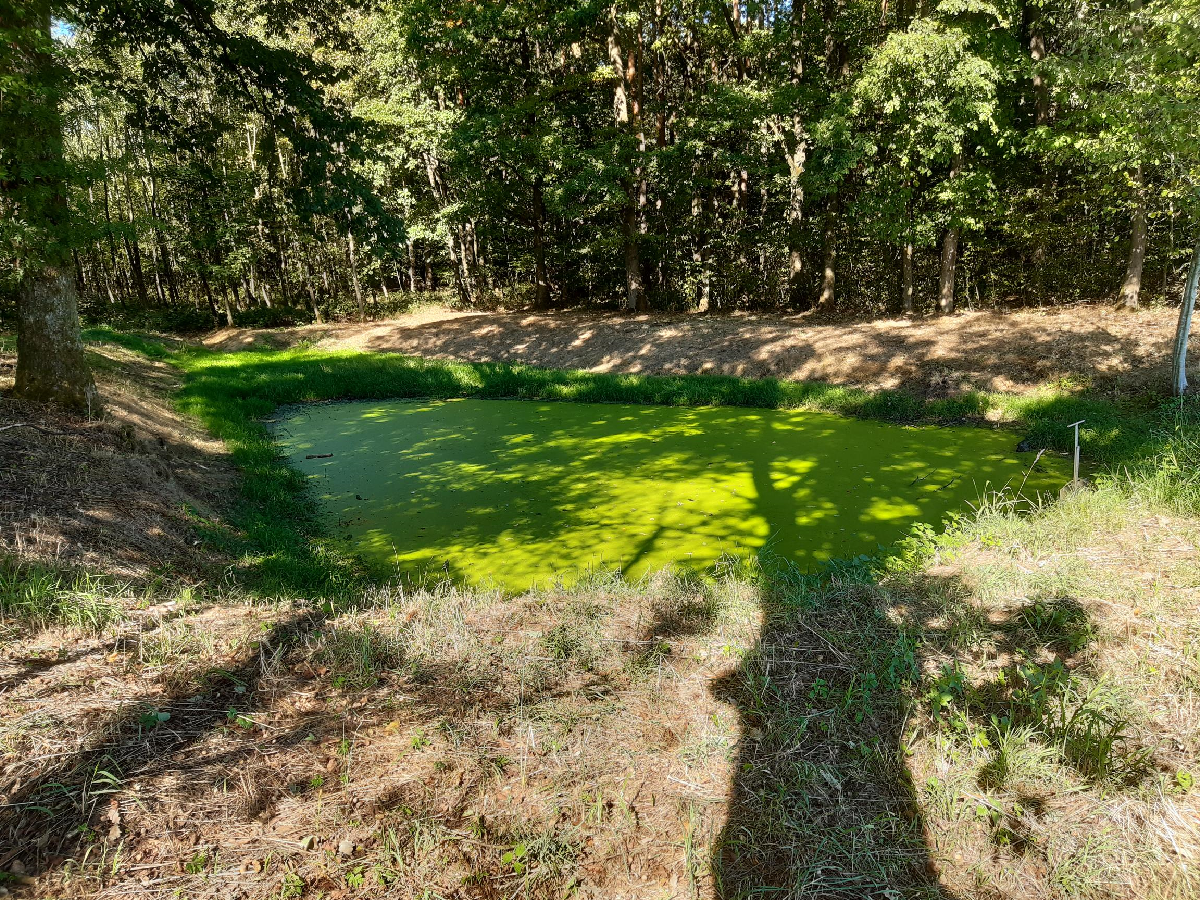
[274,399,1067,590]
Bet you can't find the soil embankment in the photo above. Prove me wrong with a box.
[206,303,1182,398]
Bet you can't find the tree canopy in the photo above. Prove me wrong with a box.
[3,0,1200,407]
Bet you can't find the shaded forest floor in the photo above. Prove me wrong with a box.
[1,336,1198,900]
[205,303,1185,399]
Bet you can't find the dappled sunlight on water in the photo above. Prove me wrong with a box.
[274,400,1068,590]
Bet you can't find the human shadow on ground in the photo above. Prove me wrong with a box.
[707,571,952,899]
[691,424,958,899]
[705,538,1136,899]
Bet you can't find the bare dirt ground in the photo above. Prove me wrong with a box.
[205,303,1186,397]
[0,345,235,577]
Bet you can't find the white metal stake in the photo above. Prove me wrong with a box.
[1067,419,1085,484]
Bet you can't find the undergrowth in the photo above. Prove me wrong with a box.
[0,560,125,631]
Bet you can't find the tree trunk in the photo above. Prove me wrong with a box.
[120,171,151,306]
[221,287,235,327]
[122,231,150,307]
[302,258,324,325]
[902,237,914,314]
[8,1,99,413]
[17,265,101,413]
[1028,15,1051,301]
[786,120,807,307]
[691,189,711,311]
[816,192,838,310]
[1171,237,1200,395]
[1029,27,1050,128]
[938,227,960,314]
[198,270,218,321]
[149,243,169,305]
[610,8,646,312]
[695,246,711,311]
[1118,167,1148,310]
[446,232,471,306]
[531,176,551,310]
[621,186,645,311]
[456,225,477,303]
[98,139,126,304]
[347,229,365,322]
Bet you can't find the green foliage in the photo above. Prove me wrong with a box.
[1121,395,1200,512]
[8,0,1197,323]
[0,560,124,631]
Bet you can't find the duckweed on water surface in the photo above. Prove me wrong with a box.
[275,398,1069,590]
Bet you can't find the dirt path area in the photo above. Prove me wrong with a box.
[205,303,1185,397]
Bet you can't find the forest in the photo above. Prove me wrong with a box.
[4,0,1200,342]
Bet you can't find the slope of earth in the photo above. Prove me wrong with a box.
[0,342,235,578]
[203,303,1185,399]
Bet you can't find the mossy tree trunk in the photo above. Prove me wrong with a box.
[16,265,100,413]
[6,0,100,413]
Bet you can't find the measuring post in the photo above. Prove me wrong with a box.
[1067,420,1085,485]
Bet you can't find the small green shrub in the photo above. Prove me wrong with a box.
[312,620,404,688]
[0,563,123,631]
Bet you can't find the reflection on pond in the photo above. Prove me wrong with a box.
[274,399,1067,590]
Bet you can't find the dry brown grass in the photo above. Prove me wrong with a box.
[0,344,235,578]
[1,572,764,899]
[204,302,1183,399]
[899,491,1200,899]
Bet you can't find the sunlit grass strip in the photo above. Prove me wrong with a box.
[175,346,1156,454]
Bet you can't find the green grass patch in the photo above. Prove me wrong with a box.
[170,345,1162,461]
[0,561,125,631]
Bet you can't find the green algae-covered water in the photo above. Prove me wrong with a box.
[274,399,1067,590]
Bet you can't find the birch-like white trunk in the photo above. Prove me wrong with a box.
[1171,238,1200,396]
